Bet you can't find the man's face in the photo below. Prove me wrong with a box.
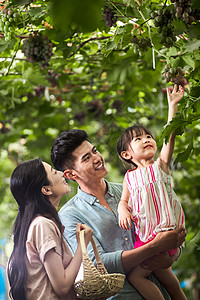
[70,140,108,183]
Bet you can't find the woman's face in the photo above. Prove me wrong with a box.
[42,162,71,207]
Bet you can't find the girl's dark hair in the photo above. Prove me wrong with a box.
[116,125,154,169]
[7,158,63,300]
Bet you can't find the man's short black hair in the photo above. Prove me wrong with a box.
[51,129,88,171]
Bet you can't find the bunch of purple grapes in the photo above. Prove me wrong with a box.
[163,64,186,85]
[34,85,45,97]
[22,32,53,67]
[151,8,176,47]
[74,112,86,124]
[172,0,199,28]
[132,35,151,55]
[86,100,103,118]
[103,7,117,27]
[46,69,61,87]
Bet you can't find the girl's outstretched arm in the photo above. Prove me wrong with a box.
[159,84,184,170]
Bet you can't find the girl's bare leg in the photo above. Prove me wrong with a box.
[128,265,165,300]
[154,267,187,300]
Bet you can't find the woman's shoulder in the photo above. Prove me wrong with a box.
[27,216,62,247]
[29,216,59,234]
[30,215,53,226]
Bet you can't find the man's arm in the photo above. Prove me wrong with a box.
[59,194,186,275]
[62,210,186,275]
[121,227,186,273]
[60,210,125,274]
[141,248,181,270]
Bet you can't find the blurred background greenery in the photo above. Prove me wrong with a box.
[0,0,200,298]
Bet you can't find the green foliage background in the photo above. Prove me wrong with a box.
[0,0,200,298]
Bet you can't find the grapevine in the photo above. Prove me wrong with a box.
[163,64,188,87]
[103,6,117,27]
[172,0,198,28]
[132,35,151,55]
[46,69,61,87]
[151,7,176,47]
[34,85,45,97]
[86,100,103,118]
[0,7,23,40]
[22,32,53,67]
[74,112,86,124]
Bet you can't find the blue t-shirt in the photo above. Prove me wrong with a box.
[59,180,170,300]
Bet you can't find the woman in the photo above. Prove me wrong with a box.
[7,158,93,300]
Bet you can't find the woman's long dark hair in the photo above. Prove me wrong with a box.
[7,158,63,300]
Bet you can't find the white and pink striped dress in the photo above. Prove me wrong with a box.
[126,160,185,244]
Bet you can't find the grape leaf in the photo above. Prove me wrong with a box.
[183,55,195,70]
[188,23,200,39]
[174,138,193,164]
[166,47,179,57]
[23,68,48,86]
[172,19,187,35]
[184,40,200,52]
[189,231,200,244]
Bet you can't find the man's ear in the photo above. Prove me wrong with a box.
[121,150,132,160]
[64,169,78,181]
[41,186,52,196]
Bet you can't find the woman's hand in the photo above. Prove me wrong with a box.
[76,223,93,246]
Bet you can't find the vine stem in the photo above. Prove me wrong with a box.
[138,9,167,62]
[79,36,111,48]
[140,17,152,27]
[6,39,21,76]
[108,0,127,18]
[163,0,168,9]
[138,10,153,45]
[187,95,200,102]
[105,1,126,6]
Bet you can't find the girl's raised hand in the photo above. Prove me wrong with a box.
[167,84,184,106]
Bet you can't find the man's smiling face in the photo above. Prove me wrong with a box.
[70,140,108,183]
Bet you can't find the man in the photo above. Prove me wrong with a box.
[51,129,186,300]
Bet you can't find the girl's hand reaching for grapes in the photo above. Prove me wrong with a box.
[167,84,184,106]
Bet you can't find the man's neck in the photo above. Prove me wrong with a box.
[79,178,107,199]
[79,178,114,212]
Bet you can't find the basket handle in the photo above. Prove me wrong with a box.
[79,229,87,254]
[79,230,108,274]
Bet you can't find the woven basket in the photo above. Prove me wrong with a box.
[74,230,125,299]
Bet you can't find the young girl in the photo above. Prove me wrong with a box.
[7,158,93,300]
[116,85,186,300]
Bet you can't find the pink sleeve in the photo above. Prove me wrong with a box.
[26,219,62,264]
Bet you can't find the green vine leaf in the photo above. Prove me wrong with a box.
[174,138,193,164]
